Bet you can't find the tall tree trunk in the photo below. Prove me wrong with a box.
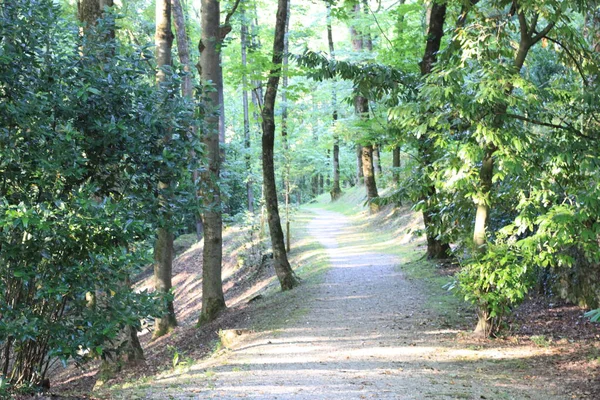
[327,2,342,201]
[241,3,255,214]
[282,0,292,252]
[153,0,177,337]
[356,145,363,185]
[350,3,378,209]
[373,143,382,175]
[171,0,204,240]
[78,0,113,29]
[392,146,400,184]
[250,4,264,129]
[418,2,451,260]
[261,0,299,291]
[198,0,227,324]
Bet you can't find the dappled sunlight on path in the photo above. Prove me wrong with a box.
[122,208,567,399]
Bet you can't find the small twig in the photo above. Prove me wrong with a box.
[365,2,393,48]
[504,112,597,141]
[224,0,242,25]
[541,35,588,85]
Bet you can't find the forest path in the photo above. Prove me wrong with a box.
[158,208,563,399]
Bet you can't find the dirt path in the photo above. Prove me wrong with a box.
[154,208,565,399]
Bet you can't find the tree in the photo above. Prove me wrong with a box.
[197,0,227,324]
[350,3,378,212]
[0,0,193,389]
[78,0,114,31]
[416,1,452,259]
[468,2,556,336]
[326,0,342,201]
[240,1,255,213]
[261,0,300,291]
[282,0,292,252]
[153,0,178,337]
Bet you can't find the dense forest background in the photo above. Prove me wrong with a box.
[2,0,600,395]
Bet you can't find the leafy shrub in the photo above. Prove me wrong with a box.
[0,0,196,390]
[451,243,535,335]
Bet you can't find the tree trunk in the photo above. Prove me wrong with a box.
[473,307,493,338]
[153,0,178,338]
[78,0,113,29]
[312,175,319,196]
[392,146,400,184]
[473,145,494,249]
[282,0,292,252]
[350,3,378,207]
[153,227,177,336]
[241,3,254,214]
[261,0,299,291]
[471,9,553,334]
[361,144,379,213]
[417,2,451,260]
[373,143,382,175]
[198,0,226,324]
[356,145,363,185]
[471,10,545,252]
[250,5,264,129]
[327,2,342,201]
[171,0,204,240]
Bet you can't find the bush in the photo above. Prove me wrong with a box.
[452,243,535,336]
[0,0,196,390]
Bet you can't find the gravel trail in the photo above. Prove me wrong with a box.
[162,209,564,400]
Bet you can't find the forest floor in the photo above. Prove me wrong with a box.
[50,188,600,399]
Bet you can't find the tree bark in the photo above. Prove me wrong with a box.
[356,145,364,185]
[261,0,299,291]
[241,3,255,214]
[417,2,451,260]
[78,0,113,29]
[153,0,178,337]
[282,0,292,252]
[361,143,379,213]
[198,0,227,324]
[392,146,400,184]
[373,143,382,175]
[350,3,378,209]
[327,2,342,201]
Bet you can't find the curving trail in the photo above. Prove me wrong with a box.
[157,208,563,399]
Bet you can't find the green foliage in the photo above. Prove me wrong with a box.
[295,50,414,102]
[451,243,535,333]
[167,345,193,370]
[0,0,198,389]
[585,309,600,323]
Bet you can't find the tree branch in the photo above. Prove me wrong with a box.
[218,0,242,40]
[223,0,242,28]
[504,112,597,141]
[528,13,539,38]
[514,2,529,43]
[542,35,588,85]
[531,21,555,45]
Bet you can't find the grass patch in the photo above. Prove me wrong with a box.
[531,335,552,347]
